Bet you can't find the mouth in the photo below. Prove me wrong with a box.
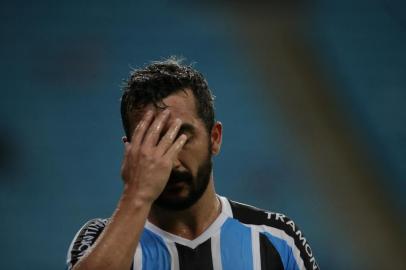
[167,180,186,187]
[164,179,189,193]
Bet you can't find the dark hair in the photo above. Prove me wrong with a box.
[120,57,215,139]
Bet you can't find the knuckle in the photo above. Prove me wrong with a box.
[140,148,150,158]
[151,153,160,162]
[139,146,149,155]
[160,159,171,168]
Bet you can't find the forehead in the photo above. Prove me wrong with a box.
[144,88,201,125]
[160,88,195,115]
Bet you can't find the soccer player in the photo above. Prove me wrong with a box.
[66,58,320,270]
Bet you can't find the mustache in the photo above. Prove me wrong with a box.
[168,169,193,184]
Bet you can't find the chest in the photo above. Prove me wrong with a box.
[135,222,256,270]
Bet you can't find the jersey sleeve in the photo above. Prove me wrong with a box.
[228,199,320,270]
[66,218,109,270]
[262,212,319,270]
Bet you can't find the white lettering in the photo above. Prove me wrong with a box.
[310,256,318,270]
[266,212,272,219]
[83,235,94,242]
[305,243,313,257]
[275,213,285,222]
[269,214,318,269]
[78,243,90,252]
[295,230,307,246]
[286,220,295,231]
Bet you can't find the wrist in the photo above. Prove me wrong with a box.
[121,186,154,210]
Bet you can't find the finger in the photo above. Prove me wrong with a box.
[130,110,154,146]
[144,109,170,146]
[156,118,182,156]
[164,134,187,159]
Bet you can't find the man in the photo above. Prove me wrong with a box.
[66,58,320,270]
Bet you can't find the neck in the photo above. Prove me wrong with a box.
[148,177,220,240]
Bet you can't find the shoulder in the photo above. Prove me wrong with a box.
[66,218,109,269]
[69,218,109,246]
[228,199,299,231]
[226,198,320,270]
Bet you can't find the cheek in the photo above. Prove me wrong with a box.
[178,143,206,172]
[181,139,207,157]
[177,146,195,167]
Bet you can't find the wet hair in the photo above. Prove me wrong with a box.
[120,57,215,139]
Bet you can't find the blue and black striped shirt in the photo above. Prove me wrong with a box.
[66,196,319,270]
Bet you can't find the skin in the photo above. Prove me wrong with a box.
[72,89,223,270]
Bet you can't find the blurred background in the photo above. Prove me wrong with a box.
[1,0,405,269]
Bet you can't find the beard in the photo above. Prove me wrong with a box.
[153,152,212,211]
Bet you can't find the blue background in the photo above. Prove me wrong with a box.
[1,0,405,269]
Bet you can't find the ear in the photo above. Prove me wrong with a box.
[210,121,223,156]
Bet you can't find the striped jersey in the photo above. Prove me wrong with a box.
[66,195,319,270]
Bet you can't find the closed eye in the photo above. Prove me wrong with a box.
[176,123,195,143]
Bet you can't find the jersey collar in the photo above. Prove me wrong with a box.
[145,195,232,249]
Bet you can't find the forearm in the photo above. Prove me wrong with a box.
[71,109,185,270]
[72,191,152,270]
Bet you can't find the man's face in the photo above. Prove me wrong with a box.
[154,145,212,211]
[135,89,213,211]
